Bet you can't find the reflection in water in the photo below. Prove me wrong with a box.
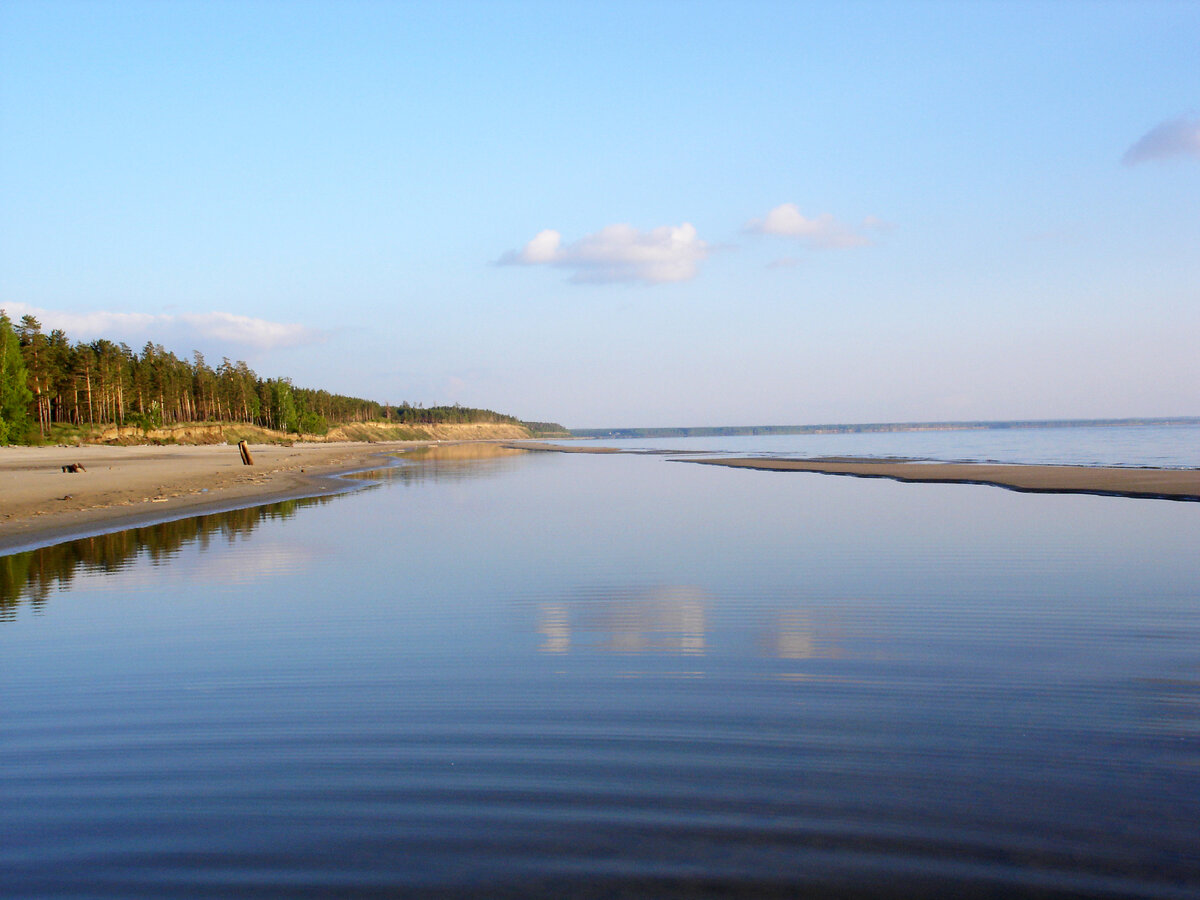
[1,449,860,668]
[4,449,1200,897]
[538,586,709,655]
[760,610,844,660]
[538,592,850,664]
[403,442,528,462]
[344,443,530,485]
[0,496,333,620]
[2,444,530,620]
[537,603,571,653]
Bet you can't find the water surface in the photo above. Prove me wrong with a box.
[3,446,1198,897]
[555,421,1200,468]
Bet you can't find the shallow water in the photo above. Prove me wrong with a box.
[3,446,1199,898]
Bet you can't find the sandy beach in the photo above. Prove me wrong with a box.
[0,442,415,553]
[681,457,1200,501]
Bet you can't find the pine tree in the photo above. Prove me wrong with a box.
[0,310,34,444]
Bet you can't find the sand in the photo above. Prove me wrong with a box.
[680,457,1200,501]
[0,442,416,553]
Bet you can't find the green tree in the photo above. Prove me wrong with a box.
[266,378,299,433]
[0,311,34,443]
[16,314,51,434]
[297,410,329,435]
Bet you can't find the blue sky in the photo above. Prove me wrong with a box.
[2,0,1197,427]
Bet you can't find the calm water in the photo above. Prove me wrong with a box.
[556,421,1200,468]
[3,441,1199,898]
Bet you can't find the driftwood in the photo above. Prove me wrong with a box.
[61,464,86,473]
[238,441,255,466]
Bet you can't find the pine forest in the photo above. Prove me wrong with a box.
[0,310,531,444]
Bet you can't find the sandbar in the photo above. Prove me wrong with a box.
[679,457,1200,501]
[0,442,416,553]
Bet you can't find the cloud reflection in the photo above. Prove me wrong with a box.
[759,611,844,661]
[535,588,858,676]
[537,586,709,655]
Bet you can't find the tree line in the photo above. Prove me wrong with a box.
[0,310,523,443]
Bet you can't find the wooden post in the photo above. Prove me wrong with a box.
[238,440,254,466]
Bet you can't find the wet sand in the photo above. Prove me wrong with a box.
[0,442,416,553]
[680,457,1200,501]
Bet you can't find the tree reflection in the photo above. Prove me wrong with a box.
[0,496,333,620]
[337,444,530,488]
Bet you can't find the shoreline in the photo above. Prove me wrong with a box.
[6,441,1199,556]
[0,442,419,555]
[678,457,1200,502]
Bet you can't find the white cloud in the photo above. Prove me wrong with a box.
[499,222,710,284]
[505,229,563,264]
[178,311,317,349]
[1123,115,1200,165]
[1,302,320,351]
[745,203,874,249]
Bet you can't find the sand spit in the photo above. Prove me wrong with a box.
[679,457,1200,501]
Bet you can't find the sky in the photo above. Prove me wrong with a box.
[1,0,1197,428]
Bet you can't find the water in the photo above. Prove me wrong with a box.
[556,421,1200,468]
[3,438,1199,898]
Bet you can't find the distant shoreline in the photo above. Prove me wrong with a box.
[569,416,1200,440]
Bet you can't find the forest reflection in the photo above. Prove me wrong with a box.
[1,446,532,620]
[349,443,529,483]
[0,496,335,619]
